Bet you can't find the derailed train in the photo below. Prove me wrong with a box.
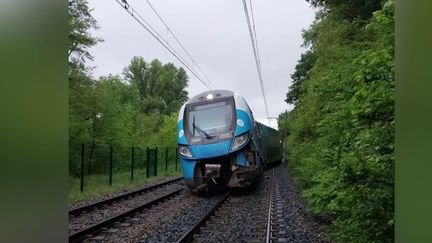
[177,90,282,193]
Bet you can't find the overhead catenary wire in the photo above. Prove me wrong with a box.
[248,0,267,116]
[249,0,263,77]
[241,0,269,118]
[116,0,213,90]
[145,0,216,89]
[115,0,213,90]
[117,0,213,90]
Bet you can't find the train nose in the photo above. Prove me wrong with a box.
[189,140,232,159]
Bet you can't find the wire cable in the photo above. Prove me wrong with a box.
[241,0,269,117]
[115,0,212,90]
[145,0,216,89]
[249,0,263,77]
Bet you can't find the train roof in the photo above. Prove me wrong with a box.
[186,90,235,104]
[256,121,279,132]
[179,89,252,122]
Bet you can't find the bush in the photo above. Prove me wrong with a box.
[285,1,394,242]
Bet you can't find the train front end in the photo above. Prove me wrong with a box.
[177,90,261,192]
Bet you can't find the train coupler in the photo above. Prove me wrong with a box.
[205,164,221,178]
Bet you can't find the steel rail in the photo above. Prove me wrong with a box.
[266,168,275,243]
[176,192,230,243]
[69,187,184,242]
[69,176,183,216]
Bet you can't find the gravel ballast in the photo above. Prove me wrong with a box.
[69,180,183,235]
[73,164,329,242]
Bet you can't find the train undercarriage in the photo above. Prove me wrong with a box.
[185,147,262,193]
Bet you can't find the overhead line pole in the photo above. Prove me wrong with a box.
[267,116,278,128]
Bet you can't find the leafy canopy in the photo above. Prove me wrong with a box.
[282,0,394,242]
[68,0,189,176]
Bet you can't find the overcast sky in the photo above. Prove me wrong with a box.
[88,0,315,129]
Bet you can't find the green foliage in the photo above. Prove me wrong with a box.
[277,111,288,137]
[68,0,103,64]
[123,57,189,115]
[69,63,187,176]
[284,0,394,242]
[286,50,316,105]
[306,0,382,20]
[68,0,102,172]
[68,0,189,177]
[160,114,179,148]
[69,168,181,203]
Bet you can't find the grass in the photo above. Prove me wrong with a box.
[69,163,182,204]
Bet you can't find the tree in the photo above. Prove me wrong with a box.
[123,56,189,115]
[68,0,103,64]
[286,50,316,105]
[284,0,394,241]
[306,0,382,20]
[68,0,103,174]
[67,1,189,176]
[69,0,102,146]
[277,110,289,135]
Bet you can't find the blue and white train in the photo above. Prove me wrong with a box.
[177,90,282,193]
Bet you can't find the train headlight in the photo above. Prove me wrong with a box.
[231,133,249,151]
[179,145,193,158]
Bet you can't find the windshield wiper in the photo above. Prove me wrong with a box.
[193,116,214,139]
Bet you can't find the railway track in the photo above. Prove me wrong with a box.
[69,188,183,242]
[175,168,275,243]
[69,176,183,216]
[69,176,184,242]
[176,192,231,243]
[69,165,327,242]
[175,167,316,243]
[266,168,275,243]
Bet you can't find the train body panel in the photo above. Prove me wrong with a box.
[177,90,281,193]
[189,140,232,159]
[256,122,282,166]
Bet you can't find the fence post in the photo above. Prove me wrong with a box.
[165,147,168,173]
[109,144,113,186]
[80,143,85,192]
[131,146,135,181]
[146,146,150,178]
[88,140,94,175]
[154,147,158,176]
[175,146,178,172]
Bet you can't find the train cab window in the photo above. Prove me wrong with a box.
[185,99,235,139]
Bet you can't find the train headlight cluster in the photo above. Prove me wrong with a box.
[231,133,249,151]
[179,145,193,158]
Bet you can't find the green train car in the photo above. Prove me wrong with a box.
[255,122,282,166]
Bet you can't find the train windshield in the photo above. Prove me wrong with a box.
[186,100,235,137]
